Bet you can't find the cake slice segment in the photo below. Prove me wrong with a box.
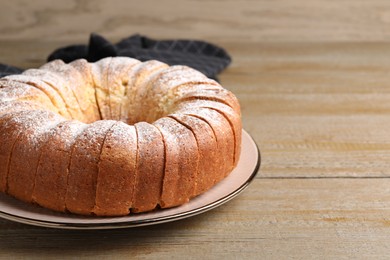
[0,111,38,193]
[0,80,58,110]
[1,75,72,119]
[169,114,218,196]
[33,120,88,212]
[42,59,101,123]
[69,59,102,122]
[143,66,219,123]
[94,121,138,216]
[121,60,168,124]
[154,117,199,208]
[7,110,65,202]
[176,99,242,168]
[66,120,116,215]
[0,82,58,118]
[177,85,241,113]
[90,58,112,120]
[105,57,140,120]
[23,68,85,121]
[176,107,234,182]
[132,122,165,213]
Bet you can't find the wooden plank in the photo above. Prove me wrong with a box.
[0,179,390,259]
[219,42,390,177]
[2,0,390,42]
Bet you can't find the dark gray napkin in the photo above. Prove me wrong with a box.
[0,63,23,78]
[0,34,232,80]
[48,33,232,80]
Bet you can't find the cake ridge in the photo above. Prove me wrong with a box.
[3,76,71,119]
[130,121,140,212]
[167,115,201,197]
[63,122,90,213]
[39,60,85,120]
[68,59,101,123]
[132,122,165,213]
[168,113,220,195]
[177,99,241,167]
[29,119,66,204]
[154,117,199,208]
[33,120,88,212]
[66,120,117,215]
[177,107,234,181]
[106,57,140,121]
[0,80,61,115]
[7,110,64,202]
[0,110,55,194]
[24,68,84,121]
[92,120,118,215]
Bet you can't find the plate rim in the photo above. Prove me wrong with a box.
[0,129,261,230]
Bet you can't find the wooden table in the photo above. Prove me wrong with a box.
[1,1,390,259]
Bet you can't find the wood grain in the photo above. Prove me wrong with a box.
[1,0,390,259]
[227,42,390,178]
[3,0,390,42]
[1,179,390,259]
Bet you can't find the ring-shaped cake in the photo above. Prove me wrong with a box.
[0,57,241,216]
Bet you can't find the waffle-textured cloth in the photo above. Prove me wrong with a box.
[0,34,231,80]
[47,33,231,80]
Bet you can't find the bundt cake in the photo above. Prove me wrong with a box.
[0,57,242,216]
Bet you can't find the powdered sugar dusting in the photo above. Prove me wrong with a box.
[134,122,161,144]
[153,66,211,90]
[105,121,136,147]
[48,120,89,150]
[12,111,65,149]
[74,120,117,161]
[0,81,44,101]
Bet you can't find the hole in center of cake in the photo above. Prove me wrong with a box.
[93,97,175,125]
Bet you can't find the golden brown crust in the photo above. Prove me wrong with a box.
[178,86,241,114]
[154,117,199,208]
[0,111,27,193]
[0,100,43,116]
[66,120,116,215]
[132,122,165,213]
[33,120,88,212]
[141,66,219,123]
[176,99,242,167]
[169,114,218,196]
[94,121,137,216]
[176,107,235,181]
[7,110,64,202]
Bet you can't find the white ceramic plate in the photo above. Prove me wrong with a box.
[0,129,260,229]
